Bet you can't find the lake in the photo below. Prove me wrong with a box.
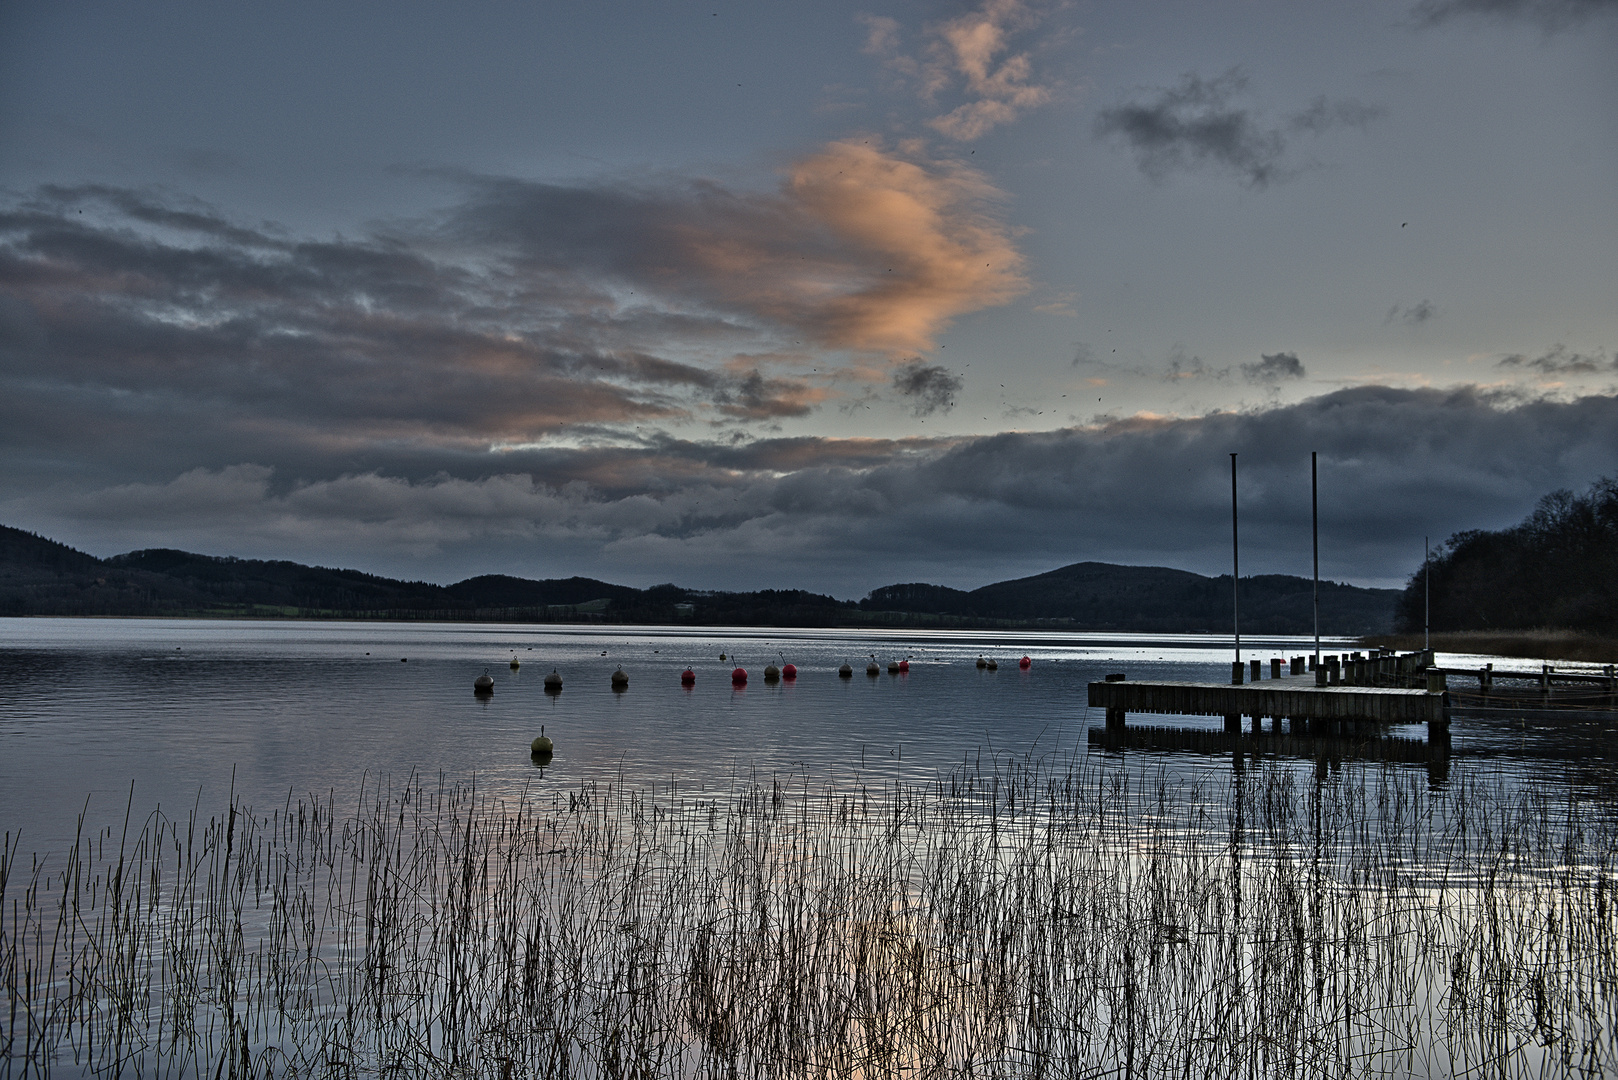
[2,617,1611,845]
[4,618,1617,1078]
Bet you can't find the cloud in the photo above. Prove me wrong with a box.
[1094,70,1385,187]
[11,388,1618,594]
[1498,344,1616,376]
[1411,0,1618,30]
[1164,350,1229,381]
[891,362,962,416]
[862,0,1054,141]
[1242,351,1307,383]
[1385,300,1436,326]
[0,156,1026,475]
[713,370,824,421]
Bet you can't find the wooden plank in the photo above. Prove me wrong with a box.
[1089,678,1439,725]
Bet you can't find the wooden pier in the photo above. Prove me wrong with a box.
[1089,654,1449,735]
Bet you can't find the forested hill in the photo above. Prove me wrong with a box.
[0,523,1397,633]
[1398,476,1618,634]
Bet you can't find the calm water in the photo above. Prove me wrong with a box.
[2,617,1614,849]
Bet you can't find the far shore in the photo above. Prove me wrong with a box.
[1362,630,1618,665]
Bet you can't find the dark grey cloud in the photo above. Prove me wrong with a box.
[7,386,1615,595]
[891,361,962,416]
[1385,300,1436,326]
[1498,344,1616,376]
[1411,0,1618,30]
[713,370,818,421]
[1242,351,1307,383]
[1164,350,1228,382]
[0,182,841,486]
[1094,70,1385,188]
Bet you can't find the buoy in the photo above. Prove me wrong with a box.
[764,664,780,681]
[782,663,797,679]
[838,663,853,678]
[719,653,726,661]
[531,725,554,755]
[681,667,696,685]
[401,658,408,663]
[611,667,628,688]
[866,661,880,676]
[474,672,495,694]
[975,656,987,669]
[986,658,998,670]
[898,659,909,672]
[510,656,520,670]
[544,670,563,691]
[887,660,900,674]
[731,667,747,685]
[1019,655,1032,670]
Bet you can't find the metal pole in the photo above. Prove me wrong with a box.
[1312,451,1319,667]
[1231,453,1240,668]
[1424,535,1430,651]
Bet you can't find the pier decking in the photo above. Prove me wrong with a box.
[1088,669,1447,734]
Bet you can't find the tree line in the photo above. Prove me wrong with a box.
[1397,475,1618,635]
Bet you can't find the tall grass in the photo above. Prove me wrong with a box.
[4,751,1616,1078]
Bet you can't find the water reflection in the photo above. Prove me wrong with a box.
[0,616,1610,849]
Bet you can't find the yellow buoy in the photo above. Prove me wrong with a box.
[839,663,853,678]
[764,664,780,681]
[544,670,563,692]
[531,725,554,755]
[474,672,494,694]
[611,667,629,689]
[510,655,520,670]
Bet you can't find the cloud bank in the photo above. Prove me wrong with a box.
[0,151,1026,480]
[6,386,1616,595]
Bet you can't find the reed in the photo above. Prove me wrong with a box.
[3,751,1615,1078]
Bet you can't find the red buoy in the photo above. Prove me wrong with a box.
[731,667,747,685]
[1019,655,1032,669]
[782,663,797,679]
[898,659,909,672]
[681,667,696,685]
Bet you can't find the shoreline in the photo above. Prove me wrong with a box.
[1361,630,1618,664]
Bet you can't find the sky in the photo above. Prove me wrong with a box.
[1,0,1614,595]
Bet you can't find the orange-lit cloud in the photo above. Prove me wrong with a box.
[862,0,1054,142]
[775,141,1028,352]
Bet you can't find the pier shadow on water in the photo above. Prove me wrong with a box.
[1089,722,1452,788]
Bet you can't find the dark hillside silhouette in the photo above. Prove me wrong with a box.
[0,522,1397,633]
[1397,475,1618,634]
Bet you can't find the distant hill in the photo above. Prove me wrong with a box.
[863,562,1397,635]
[0,522,1397,633]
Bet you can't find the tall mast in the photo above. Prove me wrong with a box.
[1424,536,1431,651]
[1231,453,1240,668]
[1312,451,1319,666]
